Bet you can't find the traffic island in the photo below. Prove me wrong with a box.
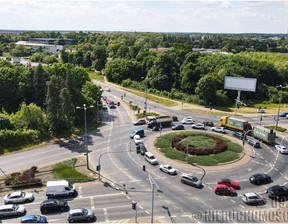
[146,131,253,171]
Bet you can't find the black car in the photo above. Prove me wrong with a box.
[249,173,271,185]
[203,121,214,127]
[172,124,184,130]
[172,116,178,121]
[137,143,147,156]
[247,139,260,148]
[40,199,69,213]
[267,185,288,199]
[233,132,246,140]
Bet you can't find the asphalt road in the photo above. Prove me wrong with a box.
[1,81,288,223]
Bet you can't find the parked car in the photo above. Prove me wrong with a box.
[133,119,146,126]
[180,174,202,188]
[217,178,240,189]
[214,184,236,196]
[203,121,214,127]
[102,104,108,110]
[21,215,48,223]
[275,145,288,154]
[233,132,246,140]
[249,173,272,185]
[257,108,265,113]
[267,185,288,199]
[40,199,68,213]
[105,87,110,92]
[279,112,288,117]
[0,204,26,218]
[172,124,184,130]
[211,126,225,133]
[4,191,34,204]
[182,117,194,124]
[67,208,95,223]
[242,192,266,205]
[159,164,177,175]
[134,135,143,145]
[192,123,206,130]
[247,139,260,148]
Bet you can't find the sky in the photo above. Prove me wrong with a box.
[0,0,288,34]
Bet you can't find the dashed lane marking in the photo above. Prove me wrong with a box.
[103,208,109,223]
[90,196,94,209]
[78,187,82,198]
[146,211,150,214]
[239,204,245,208]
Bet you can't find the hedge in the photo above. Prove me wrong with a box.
[0,129,40,148]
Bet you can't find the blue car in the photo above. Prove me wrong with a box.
[21,215,48,223]
[279,112,288,117]
[130,129,145,138]
[172,124,184,130]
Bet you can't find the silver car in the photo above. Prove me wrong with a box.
[181,174,202,188]
[242,192,266,205]
[4,191,34,204]
[67,208,95,222]
[0,204,26,217]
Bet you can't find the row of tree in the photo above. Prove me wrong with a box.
[0,60,102,142]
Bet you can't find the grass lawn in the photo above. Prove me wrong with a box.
[88,71,105,81]
[265,125,287,132]
[155,131,242,166]
[52,158,94,183]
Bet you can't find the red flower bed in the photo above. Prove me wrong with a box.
[172,134,227,155]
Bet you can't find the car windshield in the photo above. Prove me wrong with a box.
[150,156,155,159]
[192,177,198,182]
[36,215,41,221]
[83,209,88,215]
[227,186,231,190]
[55,199,60,205]
[12,204,19,210]
[167,166,172,170]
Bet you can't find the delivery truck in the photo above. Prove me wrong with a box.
[220,116,252,132]
[46,180,76,198]
[252,125,276,144]
[147,115,172,129]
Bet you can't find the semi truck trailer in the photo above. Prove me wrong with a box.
[220,116,252,132]
[252,125,276,143]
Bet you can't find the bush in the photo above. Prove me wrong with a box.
[0,129,40,148]
[4,167,42,186]
[0,113,13,130]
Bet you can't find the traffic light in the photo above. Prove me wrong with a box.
[96,165,101,171]
[136,145,140,154]
[132,201,137,210]
[142,165,146,172]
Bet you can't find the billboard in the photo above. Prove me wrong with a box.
[224,76,257,92]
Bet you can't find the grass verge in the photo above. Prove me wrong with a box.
[155,131,242,166]
[52,158,94,183]
[89,71,105,81]
[265,125,287,132]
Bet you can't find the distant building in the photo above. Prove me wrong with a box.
[28,38,78,45]
[15,41,63,53]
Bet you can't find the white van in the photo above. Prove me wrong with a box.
[144,152,158,165]
[46,180,76,198]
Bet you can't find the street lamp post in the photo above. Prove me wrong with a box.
[76,104,94,170]
[242,130,252,157]
[177,138,189,163]
[276,85,287,131]
[191,163,206,181]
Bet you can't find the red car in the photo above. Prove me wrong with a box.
[217,178,240,189]
[214,184,236,196]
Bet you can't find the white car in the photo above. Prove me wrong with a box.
[159,164,177,175]
[105,87,111,92]
[211,126,225,133]
[192,123,205,129]
[4,192,34,204]
[134,135,143,145]
[275,145,288,154]
[182,117,195,124]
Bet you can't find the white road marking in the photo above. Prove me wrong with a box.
[103,208,109,223]
[78,187,82,198]
[90,196,94,209]
[146,211,150,214]
[239,204,245,208]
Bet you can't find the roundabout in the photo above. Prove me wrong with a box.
[146,130,254,171]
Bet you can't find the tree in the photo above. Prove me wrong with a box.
[92,45,107,73]
[59,87,74,130]
[33,64,50,107]
[60,49,69,64]
[83,51,92,68]
[45,75,61,135]
[195,75,216,105]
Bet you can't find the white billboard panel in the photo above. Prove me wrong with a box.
[224,76,257,92]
